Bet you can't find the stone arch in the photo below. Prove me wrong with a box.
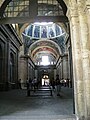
[20,23,32,37]
[29,39,61,54]
[59,0,77,116]
[28,39,61,63]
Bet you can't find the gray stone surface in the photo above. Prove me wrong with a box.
[0,86,76,120]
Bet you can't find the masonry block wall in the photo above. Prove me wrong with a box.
[0,24,22,91]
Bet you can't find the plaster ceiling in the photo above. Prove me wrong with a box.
[0,0,68,65]
[28,39,61,63]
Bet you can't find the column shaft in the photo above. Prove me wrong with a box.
[78,1,90,119]
[67,5,85,118]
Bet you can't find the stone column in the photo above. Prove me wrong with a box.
[67,50,70,80]
[66,1,85,119]
[54,69,56,80]
[77,1,90,119]
[68,46,73,88]
[60,58,63,79]
[62,55,68,79]
[18,56,28,89]
[35,69,38,79]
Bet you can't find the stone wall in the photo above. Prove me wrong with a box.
[0,24,21,91]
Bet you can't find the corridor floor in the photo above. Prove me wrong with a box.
[0,86,76,120]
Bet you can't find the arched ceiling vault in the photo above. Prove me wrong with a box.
[31,46,58,58]
[33,51,57,61]
[0,0,68,64]
[28,39,61,63]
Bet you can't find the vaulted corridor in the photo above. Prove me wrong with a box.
[0,0,90,120]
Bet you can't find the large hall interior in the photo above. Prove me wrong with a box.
[0,0,90,120]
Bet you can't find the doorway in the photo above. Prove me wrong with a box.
[42,75,50,86]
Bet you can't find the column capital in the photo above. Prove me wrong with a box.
[85,3,90,14]
[86,0,90,5]
[66,8,78,22]
[77,0,89,16]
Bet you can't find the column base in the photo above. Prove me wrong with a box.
[76,115,90,120]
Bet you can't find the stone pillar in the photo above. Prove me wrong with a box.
[62,55,68,79]
[54,69,56,80]
[58,63,62,79]
[66,1,85,119]
[77,1,90,119]
[68,48,70,80]
[86,1,90,55]
[68,46,73,88]
[18,56,28,89]
[35,69,38,79]
[60,58,63,79]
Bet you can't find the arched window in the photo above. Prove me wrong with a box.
[23,22,64,39]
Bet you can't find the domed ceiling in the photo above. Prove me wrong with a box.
[0,0,68,65]
[23,22,64,39]
[22,22,66,65]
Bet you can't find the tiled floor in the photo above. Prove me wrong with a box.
[0,86,76,120]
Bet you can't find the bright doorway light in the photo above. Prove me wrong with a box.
[41,56,49,65]
[34,22,53,25]
[42,75,50,86]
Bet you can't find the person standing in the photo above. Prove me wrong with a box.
[18,79,21,89]
[56,74,61,96]
[29,78,32,89]
[51,78,55,90]
[32,77,37,91]
[26,78,29,90]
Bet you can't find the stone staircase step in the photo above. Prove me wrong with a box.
[0,115,76,120]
